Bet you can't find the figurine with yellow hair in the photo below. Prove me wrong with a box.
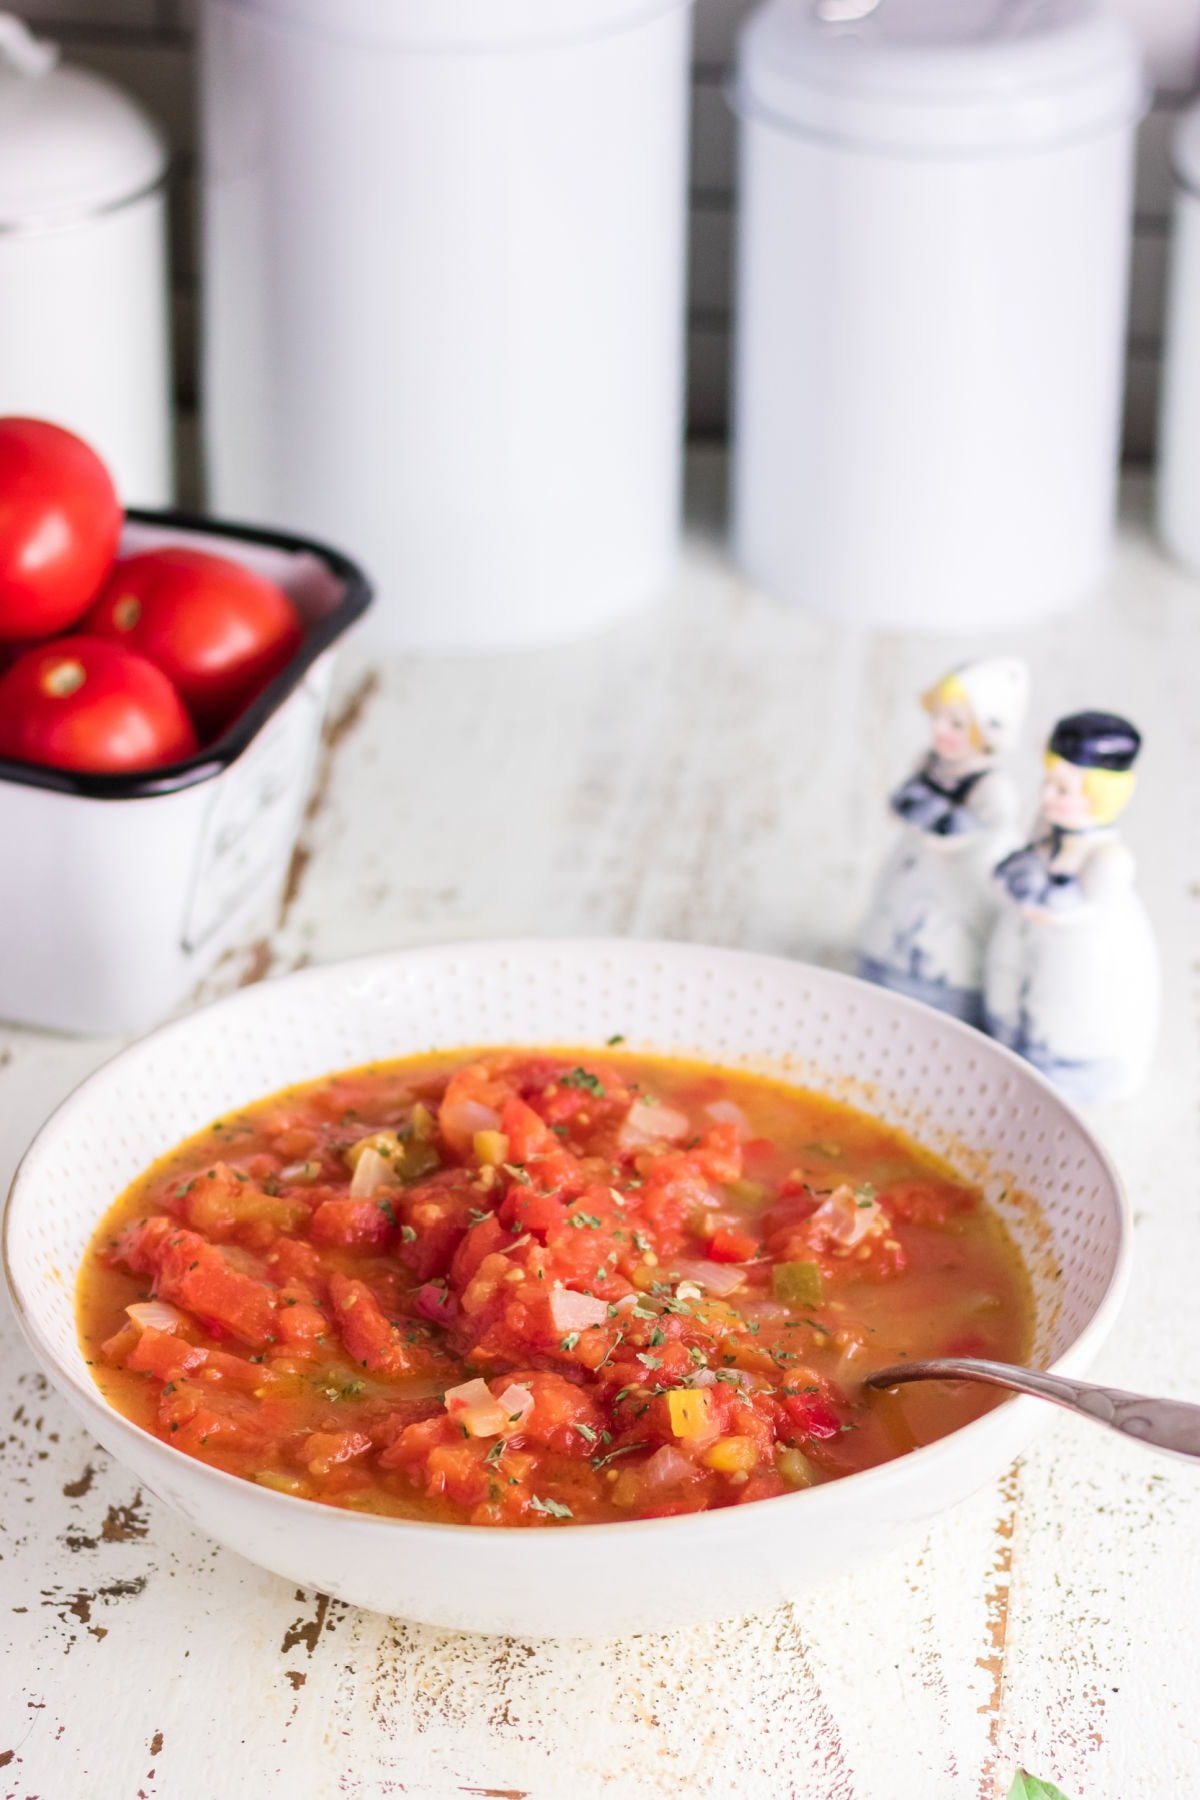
[984,712,1159,1103]
[858,657,1030,1021]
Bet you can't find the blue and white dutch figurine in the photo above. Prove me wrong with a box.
[984,712,1159,1104]
[857,657,1030,1022]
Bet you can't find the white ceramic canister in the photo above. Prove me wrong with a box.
[1156,105,1200,575]
[731,0,1145,633]
[0,15,173,505]
[199,0,694,652]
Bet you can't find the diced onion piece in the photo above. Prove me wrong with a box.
[667,1388,715,1440]
[345,1131,403,1172]
[126,1300,186,1334]
[618,1098,690,1152]
[496,1383,534,1427]
[809,1185,887,1250]
[461,1403,507,1439]
[444,1376,507,1439]
[833,1334,869,1386]
[778,1447,818,1489]
[349,1146,393,1198]
[668,1257,746,1299]
[740,1296,794,1326]
[279,1159,322,1183]
[640,1445,697,1490]
[447,1097,502,1138]
[548,1288,610,1333]
[705,1099,750,1138]
[444,1377,493,1412]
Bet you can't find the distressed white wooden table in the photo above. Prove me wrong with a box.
[2,454,1198,1800]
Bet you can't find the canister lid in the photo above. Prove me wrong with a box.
[735,0,1146,156]
[0,15,166,228]
[218,0,691,52]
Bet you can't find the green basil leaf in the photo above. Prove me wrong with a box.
[1006,1771,1075,1800]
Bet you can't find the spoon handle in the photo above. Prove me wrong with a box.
[864,1357,1200,1461]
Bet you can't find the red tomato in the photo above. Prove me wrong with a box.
[706,1226,760,1264]
[83,546,303,736]
[0,418,122,641]
[0,636,197,774]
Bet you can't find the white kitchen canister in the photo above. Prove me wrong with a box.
[1156,105,1200,575]
[731,0,1145,633]
[0,14,173,505]
[199,0,694,652]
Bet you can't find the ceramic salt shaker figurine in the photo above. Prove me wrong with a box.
[858,658,1030,1022]
[984,712,1159,1104]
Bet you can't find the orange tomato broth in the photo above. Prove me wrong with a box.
[77,1048,1033,1527]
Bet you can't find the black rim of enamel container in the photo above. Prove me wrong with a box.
[0,508,374,801]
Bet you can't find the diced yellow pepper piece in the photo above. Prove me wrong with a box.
[667,1388,714,1439]
[702,1434,758,1474]
[410,1101,436,1141]
[473,1129,510,1167]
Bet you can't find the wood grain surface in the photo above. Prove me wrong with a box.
[2,456,1196,1800]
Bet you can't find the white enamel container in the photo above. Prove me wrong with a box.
[731,0,1145,633]
[0,15,173,505]
[1156,105,1200,575]
[3,941,1129,1638]
[199,0,694,652]
[0,515,371,1037]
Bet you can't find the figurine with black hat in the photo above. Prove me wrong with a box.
[858,657,1030,1022]
[984,710,1159,1103]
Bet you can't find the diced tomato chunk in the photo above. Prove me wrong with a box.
[781,1393,842,1441]
[310,1197,394,1250]
[693,1122,743,1184]
[500,1097,554,1163]
[125,1326,206,1381]
[299,1429,372,1478]
[179,1163,309,1242]
[328,1271,411,1377]
[497,1185,568,1240]
[706,1227,759,1264]
[153,1229,278,1349]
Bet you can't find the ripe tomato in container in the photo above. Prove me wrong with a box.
[83,547,303,736]
[0,510,372,1035]
[0,637,197,773]
[0,418,122,640]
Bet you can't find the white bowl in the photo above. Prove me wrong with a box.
[2,940,1130,1639]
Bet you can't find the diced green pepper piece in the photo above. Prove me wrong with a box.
[772,1260,824,1308]
[401,1140,441,1183]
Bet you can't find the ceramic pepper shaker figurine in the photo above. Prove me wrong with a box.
[857,658,1030,1022]
[984,712,1159,1103]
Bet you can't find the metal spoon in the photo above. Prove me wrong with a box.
[863,1357,1200,1461]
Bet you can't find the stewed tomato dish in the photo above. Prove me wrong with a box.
[77,1050,1033,1526]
